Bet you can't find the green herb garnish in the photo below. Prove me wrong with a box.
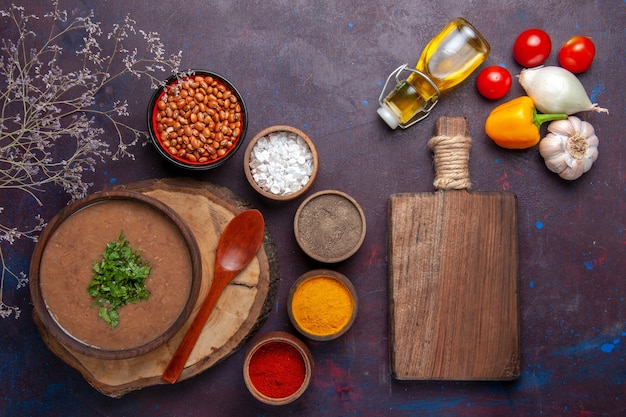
[88,232,151,329]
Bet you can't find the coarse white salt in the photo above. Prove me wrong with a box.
[249,131,314,195]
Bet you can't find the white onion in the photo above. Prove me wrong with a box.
[518,66,609,115]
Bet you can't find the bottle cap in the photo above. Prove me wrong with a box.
[377,106,400,129]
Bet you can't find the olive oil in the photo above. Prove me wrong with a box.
[378,18,490,129]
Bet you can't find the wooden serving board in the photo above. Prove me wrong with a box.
[388,117,520,381]
[32,178,279,397]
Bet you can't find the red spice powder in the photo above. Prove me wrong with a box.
[248,341,306,398]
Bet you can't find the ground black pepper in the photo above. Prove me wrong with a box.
[296,193,363,259]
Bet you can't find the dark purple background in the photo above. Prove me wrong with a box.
[1,1,624,416]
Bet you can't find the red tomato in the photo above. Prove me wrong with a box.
[476,66,512,100]
[513,28,552,67]
[558,36,595,73]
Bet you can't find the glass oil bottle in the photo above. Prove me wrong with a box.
[377,18,490,129]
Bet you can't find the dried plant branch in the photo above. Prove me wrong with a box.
[0,1,182,318]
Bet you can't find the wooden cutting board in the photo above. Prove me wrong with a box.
[32,178,278,397]
[388,117,520,381]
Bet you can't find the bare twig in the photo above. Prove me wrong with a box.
[0,1,181,318]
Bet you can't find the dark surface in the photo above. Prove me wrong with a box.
[1,1,624,416]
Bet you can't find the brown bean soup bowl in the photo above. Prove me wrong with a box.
[29,191,202,360]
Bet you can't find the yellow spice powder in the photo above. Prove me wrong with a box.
[291,276,353,337]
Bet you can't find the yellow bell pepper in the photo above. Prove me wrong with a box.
[485,96,567,149]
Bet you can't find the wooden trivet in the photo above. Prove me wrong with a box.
[32,178,279,397]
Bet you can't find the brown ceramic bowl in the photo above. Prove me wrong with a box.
[287,269,358,341]
[294,190,366,263]
[147,69,247,170]
[29,190,202,360]
[244,125,319,201]
[243,331,314,406]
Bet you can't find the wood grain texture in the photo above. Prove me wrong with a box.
[388,117,520,381]
[32,178,279,397]
[162,209,265,384]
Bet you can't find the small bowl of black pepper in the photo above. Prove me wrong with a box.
[244,125,319,201]
[147,69,248,170]
[294,190,366,263]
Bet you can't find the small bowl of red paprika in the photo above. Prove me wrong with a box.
[243,331,314,406]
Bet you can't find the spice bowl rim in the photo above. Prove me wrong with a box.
[294,189,367,263]
[243,331,314,406]
[243,125,319,201]
[146,69,248,170]
[287,269,358,341]
[28,190,203,360]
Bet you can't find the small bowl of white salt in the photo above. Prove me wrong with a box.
[244,125,319,201]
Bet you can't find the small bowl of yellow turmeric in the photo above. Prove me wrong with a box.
[287,269,358,341]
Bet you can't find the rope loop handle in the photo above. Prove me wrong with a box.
[427,134,472,190]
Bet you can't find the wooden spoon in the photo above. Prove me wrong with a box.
[162,209,265,384]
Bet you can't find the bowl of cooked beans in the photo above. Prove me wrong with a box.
[147,70,247,169]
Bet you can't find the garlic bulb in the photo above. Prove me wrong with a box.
[539,116,598,180]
